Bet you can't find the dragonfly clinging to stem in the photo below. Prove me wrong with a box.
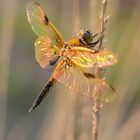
[26,0,117,112]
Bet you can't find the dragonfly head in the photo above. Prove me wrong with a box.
[78,29,93,44]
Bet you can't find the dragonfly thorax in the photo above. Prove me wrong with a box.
[59,43,72,61]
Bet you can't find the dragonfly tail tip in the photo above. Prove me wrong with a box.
[29,105,36,112]
[29,107,33,112]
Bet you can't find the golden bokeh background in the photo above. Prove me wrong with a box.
[0,0,140,140]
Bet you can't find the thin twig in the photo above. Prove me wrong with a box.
[92,0,108,140]
[92,97,101,140]
[72,0,80,35]
[99,0,108,50]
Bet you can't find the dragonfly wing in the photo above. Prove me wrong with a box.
[53,60,98,96]
[70,47,118,68]
[26,1,64,48]
[53,60,115,102]
[35,36,59,68]
[93,78,116,102]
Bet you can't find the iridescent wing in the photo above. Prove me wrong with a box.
[92,78,116,102]
[53,60,96,96]
[70,47,118,68]
[52,59,115,102]
[35,36,60,68]
[26,1,64,49]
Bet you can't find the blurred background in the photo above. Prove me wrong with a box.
[0,0,140,140]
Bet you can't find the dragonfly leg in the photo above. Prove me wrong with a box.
[86,33,104,48]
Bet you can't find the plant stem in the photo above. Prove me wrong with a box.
[92,97,101,140]
[99,0,107,50]
[92,0,108,140]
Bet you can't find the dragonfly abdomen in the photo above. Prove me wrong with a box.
[29,77,56,112]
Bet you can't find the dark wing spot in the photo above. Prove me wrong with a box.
[44,15,49,24]
[84,72,96,79]
[109,85,116,92]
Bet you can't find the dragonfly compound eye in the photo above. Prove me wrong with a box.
[78,29,93,44]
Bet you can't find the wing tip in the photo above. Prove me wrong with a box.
[26,0,41,23]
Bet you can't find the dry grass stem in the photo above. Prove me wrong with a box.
[92,0,108,140]
[99,0,107,50]
[0,0,18,139]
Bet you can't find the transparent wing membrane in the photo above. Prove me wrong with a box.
[53,60,115,101]
[26,1,64,48]
[35,36,59,68]
[53,62,95,95]
[93,79,116,102]
[70,47,118,68]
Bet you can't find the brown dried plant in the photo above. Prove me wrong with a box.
[92,0,110,140]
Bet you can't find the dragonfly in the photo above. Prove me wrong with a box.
[26,0,117,112]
